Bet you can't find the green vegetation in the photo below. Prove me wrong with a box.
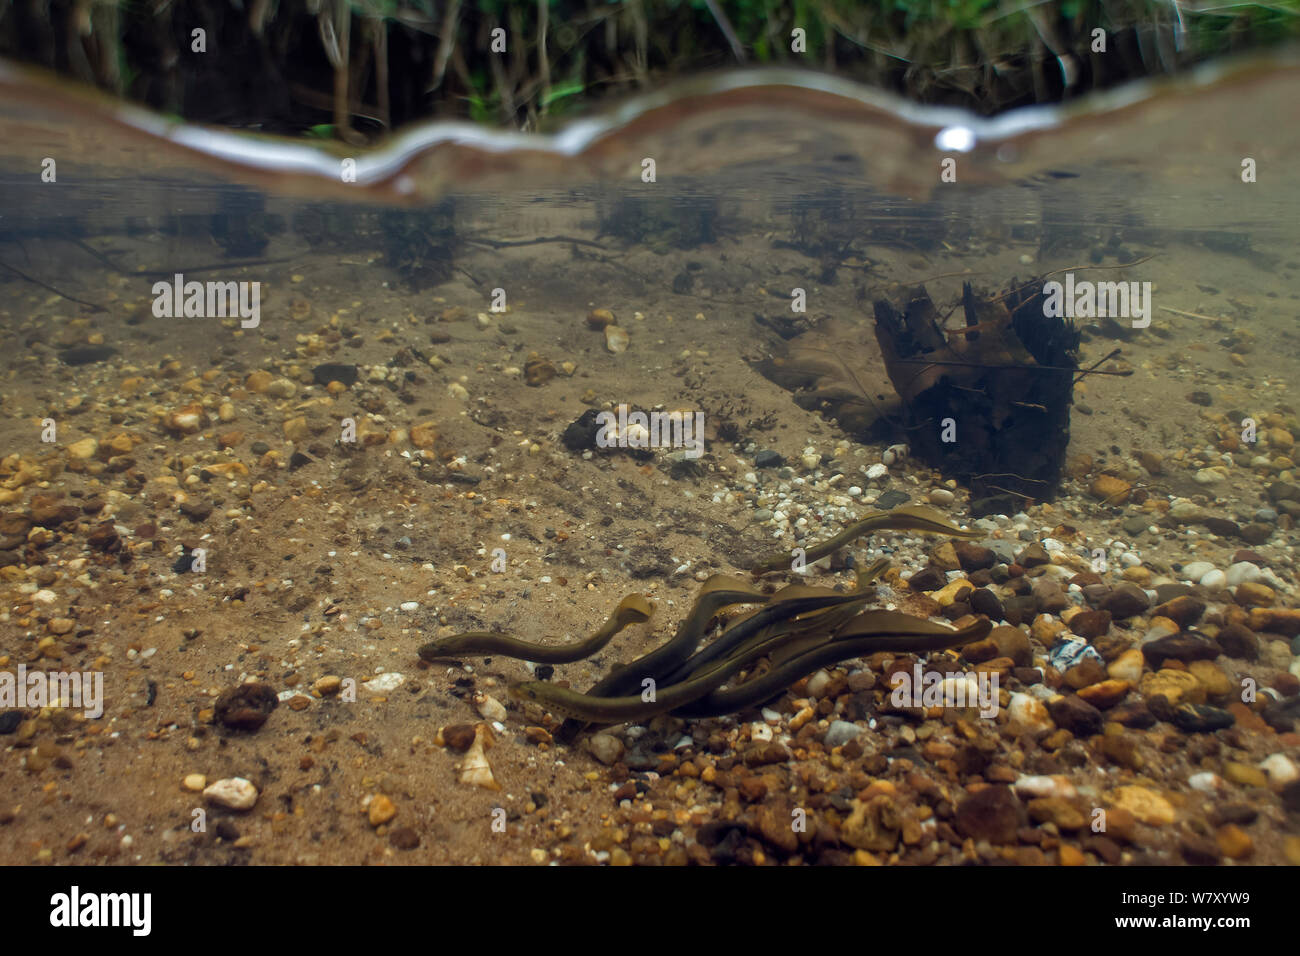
[1,0,1297,139]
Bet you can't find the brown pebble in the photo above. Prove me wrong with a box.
[389,827,420,850]
[441,723,477,752]
[214,682,279,731]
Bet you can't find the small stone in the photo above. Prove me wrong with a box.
[1141,631,1222,668]
[1108,785,1175,826]
[361,673,405,694]
[1099,583,1150,619]
[1151,595,1206,628]
[1216,623,1260,660]
[1235,582,1276,607]
[928,488,955,506]
[1139,669,1204,707]
[1260,753,1299,786]
[1046,694,1103,737]
[1016,543,1051,568]
[1108,648,1146,684]
[1069,610,1111,639]
[164,404,207,435]
[67,437,98,460]
[1225,562,1263,587]
[954,786,1026,844]
[1215,824,1253,860]
[908,567,947,591]
[441,724,477,752]
[389,827,420,850]
[1223,761,1269,789]
[475,693,507,723]
[989,626,1033,667]
[313,675,342,697]
[410,422,439,449]
[952,541,995,571]
[754,450,782,469]
[1089,474,1132,504]
[1248,608,1300,637]
[824,720,862,749]
[214,682,278,731]
[589,733,624,766]
[1077,679,1131,710]
[1172,704,1235,733]
[182,773,207,792]
[1027,797,1087,830]
[604,325,629,353]
[178,497,213,521]
[586,308,616,329]
[203,777,258,811]
[245,370,273,392]
[1006,693,1054,735]
[368,794,397,827]
[283,416,309,442]
[1187,660,1233,702]
[1101,733,1145,770]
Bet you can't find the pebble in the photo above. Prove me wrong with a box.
[928,488,955,506]
[824,720,862,749]
[67,437,98,460]
[865,463,888,481]
[1189,771,1224,793]
[313,675,342,697]
[954,786,1025,844]
[1226,561,1263,587]
[203,777,258,811]
[475,694,507,722]
[1259,753,1299,786]
[182,773,207,792]
[1108,785,1175,826]
[1007,693,1054,734]
[361,673,405,694]
[604,325,629,353]
[1046,694,1103,736]
[1223,761,1269,788]
[1013,774,1077,800]
[1107,648,1145,684]
[1216,824,1253,860]
[588,733,624,766]
[1199,569,1227,590]
[1099,583,1151,619]
[1139,669,1203,706]
[367,794,397,827]
[1180,561,1216,582]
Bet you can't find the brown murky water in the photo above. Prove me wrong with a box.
[1,55,1299,866]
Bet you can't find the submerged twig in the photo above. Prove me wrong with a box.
[0,260,105,312]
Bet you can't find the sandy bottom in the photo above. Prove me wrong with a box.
[0,216,1298,865]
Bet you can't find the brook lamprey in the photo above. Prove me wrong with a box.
[417,593,653,664]
[749,505,980,574]
[511,616,992,723]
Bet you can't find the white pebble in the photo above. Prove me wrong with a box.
[1226,562,1262,587]
[361,672,405,693]
[400,601,419,612]
[1199,569,1227,590]
[203,777,258,811]
[1260,753,1298,786]
[866,463,888,481]
[1188,771,1224,793]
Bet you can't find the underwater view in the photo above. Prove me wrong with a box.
[1,3,1299,899]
